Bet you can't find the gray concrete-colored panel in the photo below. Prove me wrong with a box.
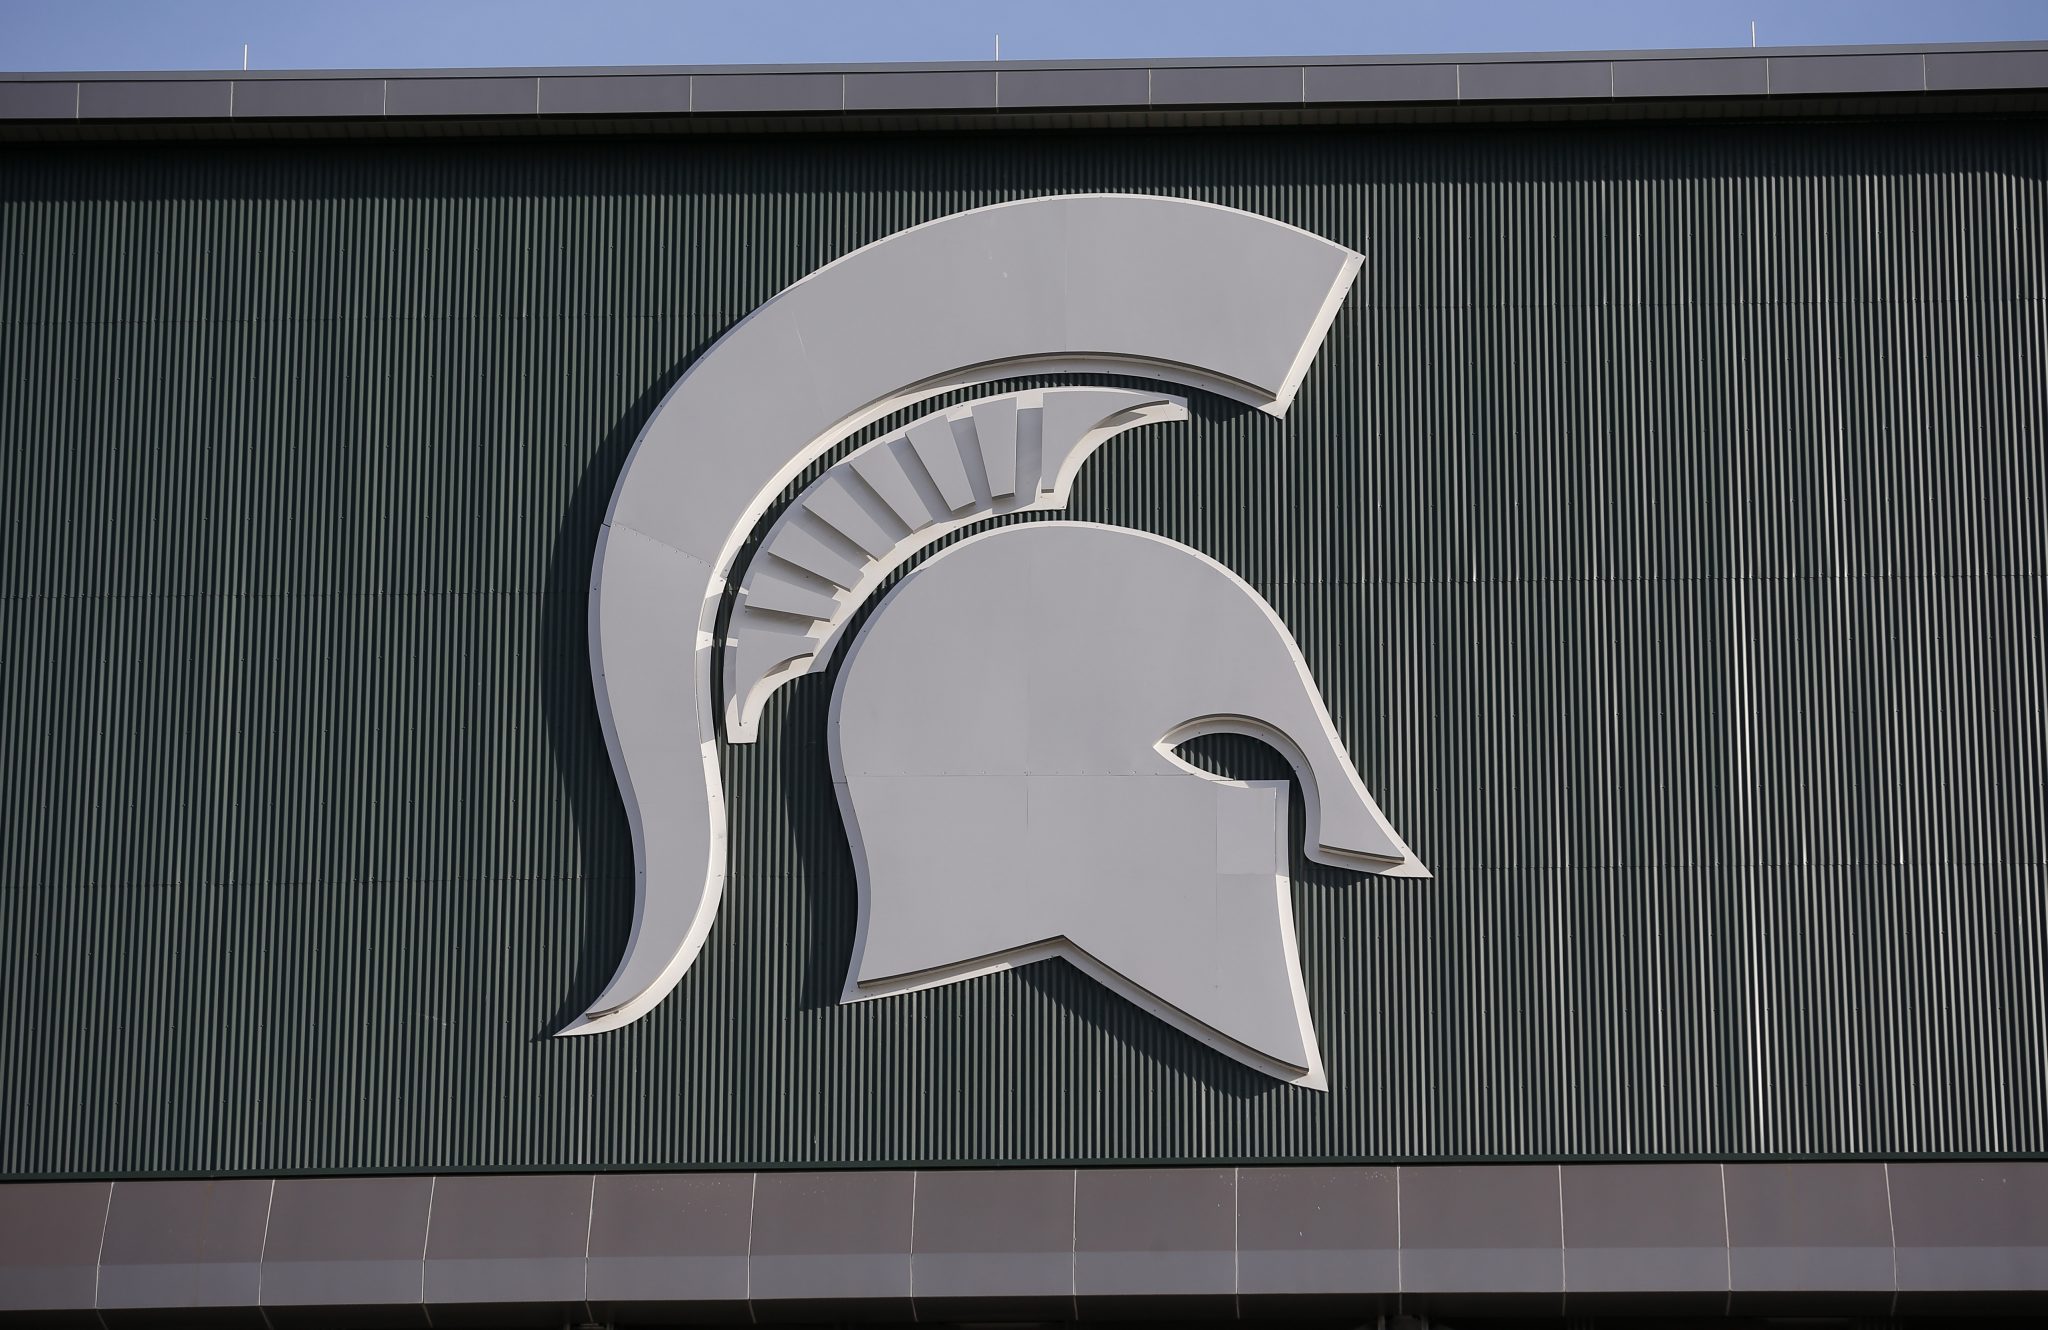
[421,1175,590,1306]
[584,1173,752,1306]
[606,293,829,569]
[692,73,843,113]
[0,1182,108,1312]
[0,81,79,119]
[969,397,1020,496]
[574,525,725,1031]
[384,77,535,117]
[576,195,1361,1039]
[1770,53,1925,94]
[1724,1163,1895,1296]
[801,469,900,557]
[832,524,1423,1085]
[1611,57,1770,97]
[781,199,1071,420]
[903,415,977,511]
[233,79,384,118]
[1061,195,1360,415]
[763,520,864,589]
[1236,1167,1398,1296]
[848,442,939,533]
[1074,1168,1235,1299]
[744,563,842,622]
[1926,49,2048,90]
[97,1179,270,1309]
[1458,60,1612,100]
[1151,64,1304,105]
[1400,1165,1563,1294]
[1891,1163,2048,1292]
[750,1172,912,1305]
[538,74,690,115]
[1561,1164,1728,1294]
[1305,63,1458,102]
[998,67,1149,108]
[846,70,996,110]
[911,1170,1074,1302]
[261,1176,432,1309]
[1,1162,2045,1319]
[79,80,231,118]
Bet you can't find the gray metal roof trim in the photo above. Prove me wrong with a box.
[0,45,2045,139]
[6,93,2048,145]
[5,38,2048,80]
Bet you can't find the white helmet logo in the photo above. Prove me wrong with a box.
[573,193,1428,1085]
[834,523,1424,1088]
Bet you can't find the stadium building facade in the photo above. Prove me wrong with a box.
[2,40,2047,1327]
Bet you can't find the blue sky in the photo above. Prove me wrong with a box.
[3,0,2043,72]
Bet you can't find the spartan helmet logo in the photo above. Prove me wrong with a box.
[571,194,1429,1087]
[834,523,1423,1087]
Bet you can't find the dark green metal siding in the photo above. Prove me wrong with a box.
[1,121,2044,1178]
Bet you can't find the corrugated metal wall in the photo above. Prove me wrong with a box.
[1,119,2044,1178]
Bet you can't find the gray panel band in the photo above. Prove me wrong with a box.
[2,1163,2042,1319]
[6,42,2047,139]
